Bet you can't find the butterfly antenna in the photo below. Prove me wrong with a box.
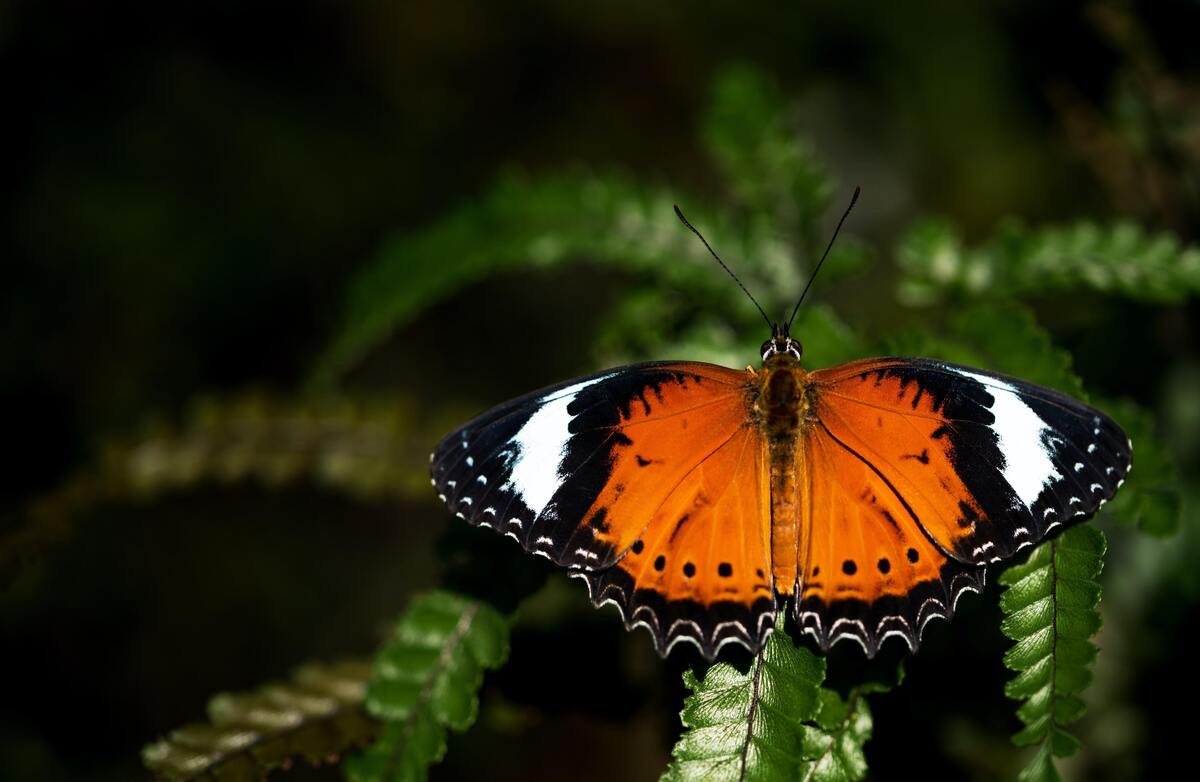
[786,185,860,331]
[674,205,773,331]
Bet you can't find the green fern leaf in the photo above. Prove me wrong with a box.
[310,172,803,389]
[142,660,375,781]
[999,525,1106,782]
[662,625,825,782]
[880,301,1084,396]
[703,65,840,265]
[1093,399,1181,537]
[344,591,509,782]
[896,217,1200,305]
[800,689,873,782]
[2,393,455,586]
[789,303,870,371]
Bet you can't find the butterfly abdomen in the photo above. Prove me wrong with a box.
[754,358,814,598]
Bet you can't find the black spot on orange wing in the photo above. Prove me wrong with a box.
[573,422,777,662]
[669,513,691,542]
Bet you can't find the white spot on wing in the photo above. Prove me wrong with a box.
[501,373,614,517]
[949,367,1063,509]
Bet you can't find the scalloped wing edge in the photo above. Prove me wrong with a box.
[796,560,986,657]
[570,565,778,660]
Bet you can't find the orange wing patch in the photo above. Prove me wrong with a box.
[576,425,775,657]
[559,365,753,566]
[798,417,983,654]
[811,363,985,561]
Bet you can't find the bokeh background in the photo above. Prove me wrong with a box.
[3,1,1199,780]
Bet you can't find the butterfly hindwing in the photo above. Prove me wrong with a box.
[430,361,774,656]
[800,418,985,654]
[798,356,1130,653]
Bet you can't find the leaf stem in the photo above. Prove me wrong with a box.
[383,602,480,778]
[737,645,768,782]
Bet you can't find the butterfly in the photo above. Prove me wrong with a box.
[429,189,1131,659]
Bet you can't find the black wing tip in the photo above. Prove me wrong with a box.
[796,562,986,658]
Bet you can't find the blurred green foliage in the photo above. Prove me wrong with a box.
[897,218,1200,306]
[142,660,375,781]
[5,3,1200,782]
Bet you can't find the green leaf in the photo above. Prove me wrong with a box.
[2,393,455,587]
[702,65,836,267]
[999,525,1106,782]
[142,660,375,781]
[1095,398,1182,537]
[800,689,873,782]
[662,625,825,782]
[310,172,803,389]
[663,623,884,782]
[896,216,1200,305]
[879,301,1085,396]
[790,303,869,371]
[344,591,509,782]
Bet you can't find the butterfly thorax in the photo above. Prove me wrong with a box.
[752,353,815,597]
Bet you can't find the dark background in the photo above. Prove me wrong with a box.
[2,2,1198,780]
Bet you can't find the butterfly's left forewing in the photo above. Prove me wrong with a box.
[430,361,775,657]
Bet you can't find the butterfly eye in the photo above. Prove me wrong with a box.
[760,339,776,360]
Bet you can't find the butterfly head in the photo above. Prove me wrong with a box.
[761,323,803,363]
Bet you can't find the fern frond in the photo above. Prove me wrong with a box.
[310,172,803,389]
[999,525,1106,782]
[662,622,888,782]
[662,624,825,782]
[1095,399,1181,537]
[897,217,1200,305]
[344,591,509,782]
[880,301,1084,396]
[142,660,375,781]
[704,66,838,262]
[2,393,451,586]
[800,688,873,782]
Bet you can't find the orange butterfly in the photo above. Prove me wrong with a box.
[430,190,1130,659]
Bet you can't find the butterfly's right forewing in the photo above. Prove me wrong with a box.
[795,356,1130,655]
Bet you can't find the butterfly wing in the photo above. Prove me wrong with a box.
[430,361,774,657]
[798,357,1130,655]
